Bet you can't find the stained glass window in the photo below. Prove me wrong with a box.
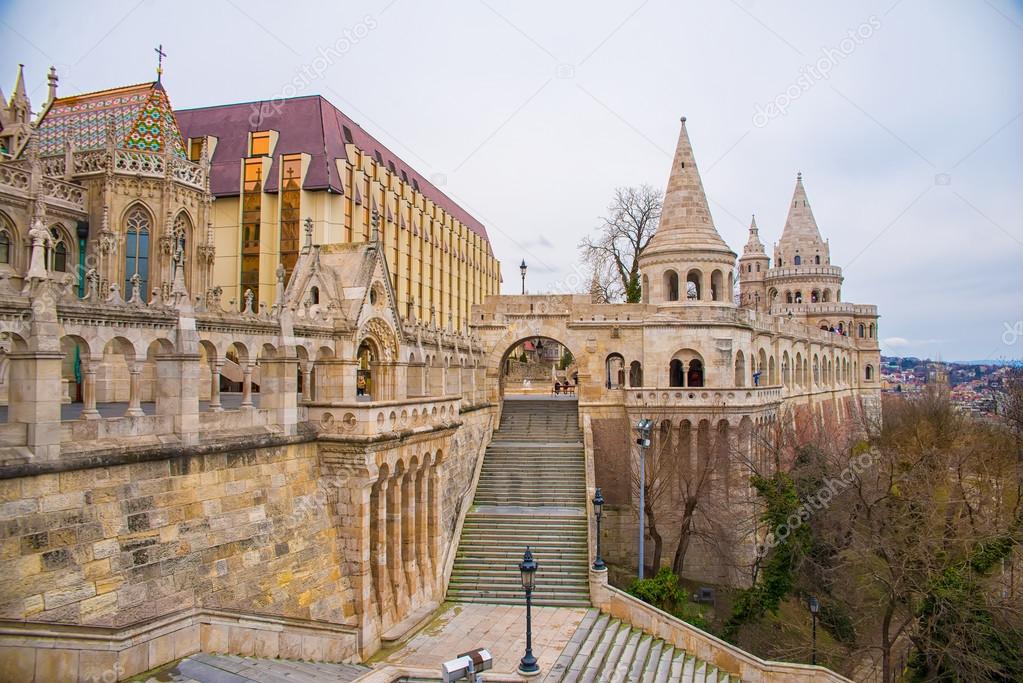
[124,207,151,296]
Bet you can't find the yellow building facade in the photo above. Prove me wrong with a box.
[177,96,500,328]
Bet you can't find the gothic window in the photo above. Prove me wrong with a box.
[794,255,801,266]
[124,207,151,296]
[0,229,11,265]
[310,286,320,304]
[815,255,821,265]
[51,230,67,272]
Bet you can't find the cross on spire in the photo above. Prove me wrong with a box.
[154,44,167,82]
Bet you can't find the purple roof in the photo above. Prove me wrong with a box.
[175,95,490,248]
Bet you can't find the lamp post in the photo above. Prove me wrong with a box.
[518,547,540,676]
[520,259,527,295]
[808,595,820,665]
[634,419,653,579]
[592,488,605,571]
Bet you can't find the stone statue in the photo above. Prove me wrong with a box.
[243,288,255,315]
[128,273,143,305]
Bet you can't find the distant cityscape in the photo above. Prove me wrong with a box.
[881,356,1022,418]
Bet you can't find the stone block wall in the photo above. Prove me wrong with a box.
[0,442,351,628]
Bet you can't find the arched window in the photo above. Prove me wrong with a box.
[711,270,724,302]
[786,291,793,304]
[869,323,875,338]
[811,290,819,303]
[794,291,803,303]
[815,255,820,265]
[629,361,643,387]
[687,359,704,387]
[755,263,760,272]
[310,286,320,304]
[858,323,865,338]
[0,228,12,265]
[46,227,69,272]
[794,255,801,266]
[664,270,679,301]
[124,206,151,296]
[669,359,684,387]
[641,274,649,304]
[865,364,874,381]
[734,351,746,387]
[605,353,625,389]
[686,270,701,300]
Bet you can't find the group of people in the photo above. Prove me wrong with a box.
[553,379,575,395]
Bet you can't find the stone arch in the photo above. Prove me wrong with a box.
[711,269,724,302]
[782,350,791,387]
[768,355,776,386]
[0,210,18,269]
[663,269,680,301]
[685,269,702,300]
[628,360,643,388]
[605,353,625,389]
[734,350,746,387]
[46,222,74,274]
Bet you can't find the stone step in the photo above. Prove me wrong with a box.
[165,653,369,683]
[544,615,743,683]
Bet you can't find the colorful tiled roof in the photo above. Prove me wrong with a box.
[34,82,186,158]
[175,95,490,248]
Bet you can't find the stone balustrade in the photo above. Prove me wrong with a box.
[624,385,785,409]
[307,396,461,439]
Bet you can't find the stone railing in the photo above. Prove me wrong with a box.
[589,572,852,682]
[0,607,360,682]
[624,386,784,409]
[40,176,86,211]
[306,395,461,438]
[765,265,844,280]
[33,149,206,190]
[0,163,30,192]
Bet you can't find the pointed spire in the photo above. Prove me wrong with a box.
[10,64,30,122]
[12,64,27,102]
[642,117,734,259]
[779,171,824,247]
[743,214,766,255]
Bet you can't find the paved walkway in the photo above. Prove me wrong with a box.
[372,603,588,677]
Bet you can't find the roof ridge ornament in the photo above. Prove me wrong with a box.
[154,44,167,83]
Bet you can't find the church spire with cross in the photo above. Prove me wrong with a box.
[154,44,166,83]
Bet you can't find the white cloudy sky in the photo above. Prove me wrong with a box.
[2,0,1021,361]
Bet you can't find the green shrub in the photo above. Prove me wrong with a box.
[628,567,710,630]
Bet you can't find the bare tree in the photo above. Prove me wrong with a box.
[580,185,662,303]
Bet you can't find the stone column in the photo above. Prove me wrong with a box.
[372,479,395,624]
[260,356,299,434]
[428,464,442,586]
[241,364,254,408]
[125,366,144,417]
[80,364,100,420]
[153,352,201,444]
[301,366,313,401]
[416,464,432,597]
[387,472,409,617]
[209,362,223,412]
[402,467,420,605]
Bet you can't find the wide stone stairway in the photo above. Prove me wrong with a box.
[544,610,740,683]
[153,652,368,682]
[447,397,590,606]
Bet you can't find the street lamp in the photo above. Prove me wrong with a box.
[520,259,527,295]
[635,418,654,579]
[592,488,605,571]
[518,547,540,676]
[808,595,820,665]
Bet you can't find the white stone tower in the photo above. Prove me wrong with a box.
[738,215,770,310]
[638,117,737,307]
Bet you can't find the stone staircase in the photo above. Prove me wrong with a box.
[447,397,590,606]
[545,610,740,683]
[154,652,368,682]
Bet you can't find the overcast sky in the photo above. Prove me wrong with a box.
[2,0,1020,361]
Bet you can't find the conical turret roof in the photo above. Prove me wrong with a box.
[779,172,824,248]
[642,117,735,260]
